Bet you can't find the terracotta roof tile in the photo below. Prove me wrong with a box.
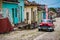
[24,0,40,6]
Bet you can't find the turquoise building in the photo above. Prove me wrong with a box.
[18,0,24,23]
[2,0,24,24]
[42,11,46,19]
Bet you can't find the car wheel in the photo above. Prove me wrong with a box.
[52,29,54,31]
[38,29,41,31]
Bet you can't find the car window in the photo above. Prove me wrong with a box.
[48,20,52,22]
[42,20,52,22]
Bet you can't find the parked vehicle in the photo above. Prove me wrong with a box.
[38,19,55,32]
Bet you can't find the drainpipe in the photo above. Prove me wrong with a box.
[45,5,48,19]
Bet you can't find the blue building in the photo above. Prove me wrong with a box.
[39,5,46,19]
[42,11,46,19]
[2,0,24,25]
[18,0,24,23]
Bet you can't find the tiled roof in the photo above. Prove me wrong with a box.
[37,5,46,11]
[24,0,40,6]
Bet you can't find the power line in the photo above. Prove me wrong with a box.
[47,1,60,6]
[39,0,60,6]
[31,0,60,6]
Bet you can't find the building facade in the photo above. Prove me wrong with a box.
[56,8,60,17]
[2,0,24,25]
[18,0,24,23]
[37,5,46,24]
[24,6,37,24]
[2,0,18,24]
[24,1,40,24]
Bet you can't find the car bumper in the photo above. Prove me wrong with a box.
[38,27,53,30]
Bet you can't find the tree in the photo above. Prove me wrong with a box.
[49,8,57,13]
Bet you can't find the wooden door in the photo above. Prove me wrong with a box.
[43,12,46,19]
[17,7,20,23]
[19,6,22,22]
[12,8,14,23]
[12,8,18,24]
[26,12,29,23]
[31,8,33,22]
[33,11,35,22]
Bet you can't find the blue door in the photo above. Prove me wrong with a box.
[19,6,23,23]
[12,8,18,24]
[43,12,46,19]
[20,6,22,22]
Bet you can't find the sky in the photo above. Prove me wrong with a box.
[28,0,60,8]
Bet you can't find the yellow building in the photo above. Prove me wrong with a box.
[24,1,40,24]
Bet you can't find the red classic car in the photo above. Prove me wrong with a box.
[38,19,55,32]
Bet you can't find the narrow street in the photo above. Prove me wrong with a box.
[0,29,44,40]
[0,18,60,40]
[0,0,60,40]
[34,18,60,40]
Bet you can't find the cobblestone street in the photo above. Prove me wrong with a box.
[0,18,60,40]
[34,18,60,40]
[0,29,44,40]
[0,0,60,40]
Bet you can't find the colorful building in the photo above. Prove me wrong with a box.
[2,0,18,24]
[40,5,46,19]
[18,0,24,23]
[24,0,40,24]
[37,10,43,24]
[37,5,46,23]
[55,8,60,17]
[1,0,24,25]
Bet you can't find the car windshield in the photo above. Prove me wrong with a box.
[42,19,52,22]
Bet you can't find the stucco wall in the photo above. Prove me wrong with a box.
[37,11,43,24]
[2,2,18,24]
[18,0,24,23]
[2,0,24,24]
[24,6,38,24]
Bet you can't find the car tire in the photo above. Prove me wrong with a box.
[52,29,54,31]
[38,29,41,31]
